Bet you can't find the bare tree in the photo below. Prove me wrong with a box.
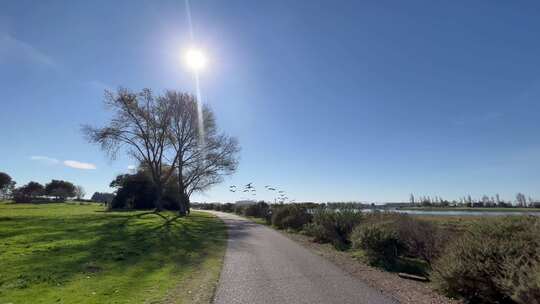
[165,91,240,215]
[74,185,86,200]
[83,88,239,214]
[83,88,179,210]
[516,193,527,207]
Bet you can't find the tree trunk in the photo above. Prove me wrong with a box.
[177,165,189,216]
[154,183,163,211]
[179,191,189,216]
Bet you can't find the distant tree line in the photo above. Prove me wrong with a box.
[0,171,86,203]
[408,193,540,208]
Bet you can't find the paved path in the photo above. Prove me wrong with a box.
[208,211,398,304]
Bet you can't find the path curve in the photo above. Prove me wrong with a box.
[208,211,398,304]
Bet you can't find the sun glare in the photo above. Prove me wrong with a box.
[184,48,207,71]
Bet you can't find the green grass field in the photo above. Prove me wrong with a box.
[0,202,227,304]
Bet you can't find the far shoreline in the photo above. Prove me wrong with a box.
[397,206,540,212]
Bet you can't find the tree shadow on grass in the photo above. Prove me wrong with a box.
[0,211,226,301]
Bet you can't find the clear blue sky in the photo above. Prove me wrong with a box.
[1,0,540,203]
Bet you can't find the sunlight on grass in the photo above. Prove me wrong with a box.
[0,202,226,304]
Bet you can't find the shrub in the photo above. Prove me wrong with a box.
[193,203,217,210]
[233,205,245,215]
[351,222,404,268]
[304,208,362,250]
[13,192,31,203]
[243,201,270,218]
[497,250,540,304]
[109,172,181,210]
[271,205,312,230]
[219,203,235,212]
[394,216,447,264]
[431,216,540,304]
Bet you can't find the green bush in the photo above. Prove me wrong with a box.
[497,250,540,304]
[233,205,245,215]
[351,222,404,268]
[243,201,270,219]
[394,215,447,264]
[431,216,540,304]
[304,208,362,250]
[217,203,234,212]
[271,205,312,230]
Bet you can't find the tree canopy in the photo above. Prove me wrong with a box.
[13,181,44,203]
[83,88,240,214]
[0,172,14,200]
[45,180,76,201]
[109,168,181,210]
[166,91,239,214]
[0,172,12,190]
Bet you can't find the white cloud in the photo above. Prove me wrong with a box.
[63,160,97,170]
[31,155,96,170]
[0,33,56,67]
[30,155,60,164]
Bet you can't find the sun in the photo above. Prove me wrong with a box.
[184,48,207,71]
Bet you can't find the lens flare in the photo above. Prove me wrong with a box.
[185,48,207,71]
[184,0,206,146]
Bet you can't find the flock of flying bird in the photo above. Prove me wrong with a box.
[229,183,293,203]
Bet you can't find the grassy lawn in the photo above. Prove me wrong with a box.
[0,202,227,304]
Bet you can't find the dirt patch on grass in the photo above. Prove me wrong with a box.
[282,231,461,304]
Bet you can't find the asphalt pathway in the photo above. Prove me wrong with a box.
[208,211,398,304]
